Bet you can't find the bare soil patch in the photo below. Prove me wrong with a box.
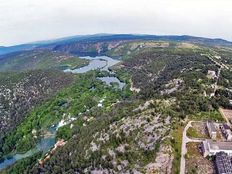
[186,142,216,174]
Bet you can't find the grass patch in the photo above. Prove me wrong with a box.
[171,123,183,174]
[186,127,207,139]
[190,111,224,122]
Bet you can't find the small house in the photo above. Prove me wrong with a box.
[207,121,217,140]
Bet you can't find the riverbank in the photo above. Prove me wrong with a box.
[0,55,129,171]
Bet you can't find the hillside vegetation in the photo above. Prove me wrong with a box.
[1,38,232,173]
[0,70,74,143]
[0,71,131,159]
[0,50,88,72]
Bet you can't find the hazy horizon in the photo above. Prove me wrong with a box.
[1,33,232,47]
[1,0,232,46]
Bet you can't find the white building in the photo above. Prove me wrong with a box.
[202,139,232,157]
[207,70,217,79]
[207,121,217,140]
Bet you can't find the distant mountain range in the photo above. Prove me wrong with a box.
[1,34,232,55]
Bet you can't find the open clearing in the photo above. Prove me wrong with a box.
[186,142,215,174]
[186,122,209,139]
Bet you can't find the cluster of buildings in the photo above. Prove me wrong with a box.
[205,121,232,142]
[202,121,232,174]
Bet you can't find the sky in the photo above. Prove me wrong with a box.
[0,0,232,46]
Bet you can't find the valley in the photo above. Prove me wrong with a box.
[0,35,232,173]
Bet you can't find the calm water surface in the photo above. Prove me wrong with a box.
[0,56,125,171]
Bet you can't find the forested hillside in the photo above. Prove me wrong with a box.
[0,50,88,72]
[23,42,231,173]
[0,70,74,140]
[1,38,232,174]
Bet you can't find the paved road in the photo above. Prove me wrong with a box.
[213,67,221,96]
[202,53,229,70]
[180,121,204,174]
[201,53,231,98]
[180,121,192,174]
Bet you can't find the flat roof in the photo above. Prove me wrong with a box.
[215,152,232,174]
[207,140,232,151]
[207,121,217,132]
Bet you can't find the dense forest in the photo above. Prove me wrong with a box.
[0,70,74,140]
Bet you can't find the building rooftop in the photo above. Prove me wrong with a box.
[207,140,232,151]
[215,152,232,174]
[207,121,217,132]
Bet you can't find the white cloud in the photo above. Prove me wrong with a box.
[0,0,231,46]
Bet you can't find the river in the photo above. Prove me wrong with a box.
[0,55,125,171]
[64,56,125,89]
[0,126,56,171]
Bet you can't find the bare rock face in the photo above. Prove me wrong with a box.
[85,108,172,173]
[146,144,174,174]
